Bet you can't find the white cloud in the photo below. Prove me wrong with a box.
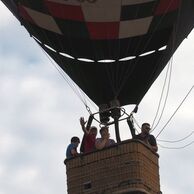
[13,166,39,186]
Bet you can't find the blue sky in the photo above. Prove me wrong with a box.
[0,2,194,194]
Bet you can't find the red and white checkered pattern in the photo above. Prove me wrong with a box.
[18,0,181,39]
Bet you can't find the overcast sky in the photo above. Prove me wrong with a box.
[0,2,194,194]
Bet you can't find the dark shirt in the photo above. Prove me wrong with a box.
[134,134,157,146]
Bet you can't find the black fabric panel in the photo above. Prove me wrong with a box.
[121,1,157,21]
[118,51,167,105]
[54,19,89,39]
[118,27,171,57]
[171,0,194,47]
[149,10,178,33]
[18,0,48,13]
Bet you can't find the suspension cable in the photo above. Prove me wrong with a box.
[38,44,89,107]
[158,141,194,149]
[151,60,171,129]
[151,57,173,131]
[158,131,194,143]
[156,85,194,138]
[124,108,141,130]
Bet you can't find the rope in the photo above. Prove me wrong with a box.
[158,141,194,149]
[158,131,194,143]
[151,57,173,131]
[156,85,194,138]
[38,44,89,107]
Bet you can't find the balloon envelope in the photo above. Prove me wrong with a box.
[2,0,194,107]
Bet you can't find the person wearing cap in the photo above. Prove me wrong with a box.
[66,136,80,159]
[80,117,97,153]
[127,118,158,152]
[95,126,115,150]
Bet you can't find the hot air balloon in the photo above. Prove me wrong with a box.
[2,1,194,194]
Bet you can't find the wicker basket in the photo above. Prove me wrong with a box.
[65,140,161,194]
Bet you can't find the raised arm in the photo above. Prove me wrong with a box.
[80,115,94,135]
[80,117,89,134]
